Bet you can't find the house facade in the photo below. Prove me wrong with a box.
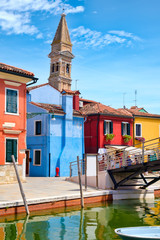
[80,102,133,153]
[0,63,37,183]
[27,86,84,177]
[127,106,160,146]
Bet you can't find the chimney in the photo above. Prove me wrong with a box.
[73,91,80,111]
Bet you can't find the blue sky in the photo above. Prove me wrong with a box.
[1,0,160,113]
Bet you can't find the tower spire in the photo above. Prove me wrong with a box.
[48,14,74,91]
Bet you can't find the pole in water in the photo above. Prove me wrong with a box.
[77,156,84,208]
[11,155,29,215]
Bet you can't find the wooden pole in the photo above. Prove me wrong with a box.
[70,162,72,177]
[77,156,84,208]
[96,154,99,190]
[11,155,29,215]
[85,154,87,191]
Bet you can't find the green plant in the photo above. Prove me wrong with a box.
[106,133,115,141]
[123,135,132,143]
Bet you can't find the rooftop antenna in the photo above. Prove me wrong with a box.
[135,90,137,107]
[75,79,79,90]
[123,92,126,109]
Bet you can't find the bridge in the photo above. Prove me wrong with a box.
[70,138,160,190]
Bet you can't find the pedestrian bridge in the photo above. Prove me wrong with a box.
[70,138,160,190]
[98,137,160,189]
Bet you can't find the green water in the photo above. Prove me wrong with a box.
[1,199,160,240]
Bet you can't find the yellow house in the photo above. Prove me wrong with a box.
[128,106,160,146]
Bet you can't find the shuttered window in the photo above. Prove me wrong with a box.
[6,89,18,114]
[34,150,41,165]
[104,120,113,134]
[35,121,42,135]
[136,124,142,137]
[6,139,17,163]
[121,122,130,135]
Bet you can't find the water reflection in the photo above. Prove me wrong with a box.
[0,200,160,240]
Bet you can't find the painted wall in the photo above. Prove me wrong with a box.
[134,117,160,145]
[29,85,62,105]
[0,78,27,166]
[27,91,84,177]
[84,115,133,153]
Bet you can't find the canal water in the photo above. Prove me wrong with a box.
[0,199,160,240]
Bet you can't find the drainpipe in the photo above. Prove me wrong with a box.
[133,115,135,146]
[97,114,100,153]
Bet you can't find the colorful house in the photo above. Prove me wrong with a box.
[26,14,84,177]
[126,106,160,146]
[80,102,133,153]
[0,63,37,183]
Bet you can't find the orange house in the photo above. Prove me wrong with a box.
[0,63,37,183]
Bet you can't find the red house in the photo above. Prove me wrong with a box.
[80,102,133,153]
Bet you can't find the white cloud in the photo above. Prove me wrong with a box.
[71,26,141,48]
[0,0,84,37]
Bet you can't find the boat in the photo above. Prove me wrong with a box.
[115,226,160,240]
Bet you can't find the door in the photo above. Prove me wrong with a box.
[25,150,30,176]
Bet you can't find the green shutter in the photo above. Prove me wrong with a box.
[121,123,124,135]
[127,123,130,135]
[6,89,17,114]
[104,121,107,135]
[13,140,17,162]
[6,139,13,162]
[6,139,17,163]
[110,121,113,134]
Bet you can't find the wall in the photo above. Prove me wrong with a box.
[0,164,24,184]
[84,115,133,153]
[27,102,49,177]
[0,78,27,183]
[29,85,62,105]
[134,117,160,145]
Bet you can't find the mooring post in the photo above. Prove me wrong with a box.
[96,154,99,190]
[11,155,29,215]
[85,154,87,191]
[70,162,72,177]
[77,156,84,208]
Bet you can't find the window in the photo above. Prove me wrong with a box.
[135,123,142,137]
[66,64,70,73]
[34,150,41,165]
[35,121,42,135]
[121,122,130,135]
[52,64,55,72]
[6,88,18,114]
[104,120,113,135]
[6,139,17,163]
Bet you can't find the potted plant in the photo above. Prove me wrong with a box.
[135,137,145,142]
[106,133,115,141]
[123,135,132,143]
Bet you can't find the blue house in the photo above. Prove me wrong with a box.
[26,14,84,177]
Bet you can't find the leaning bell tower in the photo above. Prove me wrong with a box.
[48,13,74,91]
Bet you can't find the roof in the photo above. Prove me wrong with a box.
[30,102,83,117]
[0,62,34,77]
[30,102,65,114]
[61,89,80,95]
[79,98,97,104]
[80,102,133,117]
[52,13,72,46]
[130,106,148,113]
[128,108,160,118]
[27,83,60,92]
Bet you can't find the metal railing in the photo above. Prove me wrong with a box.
[69,158,85,177]
[98,137,160,171]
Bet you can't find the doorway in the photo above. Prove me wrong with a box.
[25,150,30,176]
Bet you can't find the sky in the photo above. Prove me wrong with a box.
[1,0,160,113]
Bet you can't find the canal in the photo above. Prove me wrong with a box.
[0,199,160,239]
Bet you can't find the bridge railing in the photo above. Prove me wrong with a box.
[98,137,160,171]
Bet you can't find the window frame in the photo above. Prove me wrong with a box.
[33,149,41,166]
[104,120,113,135]
[5,87,19,115]
[5,137,18,164]
[34,120,42,136]
[135,123,142,137]
[122,122,130,136]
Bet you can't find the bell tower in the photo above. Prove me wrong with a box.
[48,13,74,91]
